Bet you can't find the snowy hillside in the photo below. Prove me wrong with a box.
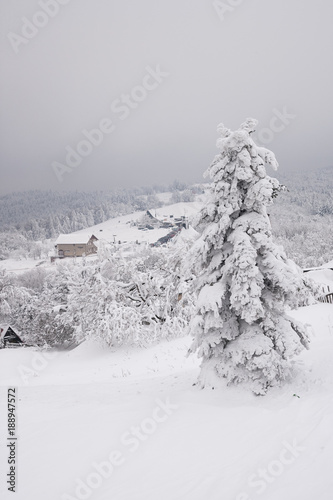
[75,201,203,245]
[0,304,332,500]
[0,201,203,275]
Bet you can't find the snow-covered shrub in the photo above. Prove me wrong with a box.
[7,225,196,348]
[14,264,75,347]
[270,208,333,268]
[0,270,13,322]
[90,244,195,346]
[17,267,49,292]
[0,270,30,325]
[13,243,195,348]
[189,119,315,395]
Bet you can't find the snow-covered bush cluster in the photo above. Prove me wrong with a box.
[188,119,316,395]
[0,233,53,261]
[269,206,333,268]
[0,240,195,348]
[265,166,333,268]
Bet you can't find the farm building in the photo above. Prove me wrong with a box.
[0,325,24,348]
[54,233,98,258]
[137,210,160,229]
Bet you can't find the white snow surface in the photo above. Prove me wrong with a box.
[305,268,333,289]
[0,304,333,500]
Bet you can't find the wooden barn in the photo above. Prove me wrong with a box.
[0,325,24,348]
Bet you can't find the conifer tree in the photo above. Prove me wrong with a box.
[190,118,311,394]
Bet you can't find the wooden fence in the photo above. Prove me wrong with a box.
[318,285,333,304]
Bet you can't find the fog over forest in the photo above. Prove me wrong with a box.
[1,0,333,194]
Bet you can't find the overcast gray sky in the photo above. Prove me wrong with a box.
[0,0,332,194]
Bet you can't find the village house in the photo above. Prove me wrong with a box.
[0,325,23,348]
[137,210,160,230]
[54,233,98,259]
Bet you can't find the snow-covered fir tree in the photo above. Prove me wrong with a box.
[189,118,313,395]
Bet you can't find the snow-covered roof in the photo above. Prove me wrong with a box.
[0,325,9,340]
[0,325,20,341]
[173,226,199,247]
[55,233,97,245]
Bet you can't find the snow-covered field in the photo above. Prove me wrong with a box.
[1,303,332,500]
[0,259,49,275]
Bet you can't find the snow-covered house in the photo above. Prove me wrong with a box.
[0,325,23,348]
[137,210,160,229]
[55,233,98,258]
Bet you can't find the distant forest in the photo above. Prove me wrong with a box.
[0,180,201,239]
[0,181,201,260]
[269,166,333,267]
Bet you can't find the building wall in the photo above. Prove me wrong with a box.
[57,240,97,257]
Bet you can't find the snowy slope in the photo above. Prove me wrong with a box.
[0,259,49,275]
[0,304,333,500]
[305,268,333,289]
[75,202,203,245]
